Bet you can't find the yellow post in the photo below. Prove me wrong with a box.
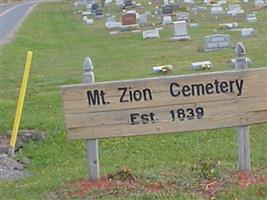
[8,51,33,157]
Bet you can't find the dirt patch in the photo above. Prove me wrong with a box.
[50,167,175,199]
[233,170,267,188]
[0,129,44,154]
[51,166,267,199]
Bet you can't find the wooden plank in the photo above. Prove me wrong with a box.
[62,68,267,113]
[61,68,267,140]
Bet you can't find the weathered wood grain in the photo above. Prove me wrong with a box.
[61,68,267,140]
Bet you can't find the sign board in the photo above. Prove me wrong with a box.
[62,68,267,140]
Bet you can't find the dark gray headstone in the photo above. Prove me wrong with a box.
[124,0,133,7]
[204,34,230,52]
[95,9,103,16]
[91,3,98,11]
[162,5,173,15]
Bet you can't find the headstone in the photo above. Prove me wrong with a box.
[155,27,163,31]
[115,0,124,6]
[190,23,199,28]
[176,12,190,22]
[124,0,133,7]
[254,0,265,8]
[105,0,112,4]
[210,6,225,15]
[170,21,191,40]
[142,29,160,39]
[126,9,136,13]
[204,34,230,51]
[217,0,227,5]
[91,3,98,11]
[162,5,173,15]
[241,28,256,37]
[154,7,161,15]
[162,15,172,25]
[106,15,116,23]
[122,13,137,25]
[184,0,194,4]
[110,31,119,35]
[246,13,257,22]
[163,0,169,5]
[227,4,244,16]
[191,61,212,70]
[230,57,252,67]
[132,29,141,33]
[95,9,103,16]
[106,21,122,29]
[197,6,208,12]
[219,22,238,30]
[82,11,92,16]
[85,19,94,25]
[152,65,173,73]
[83,16,88,21]
[139,14,148,25]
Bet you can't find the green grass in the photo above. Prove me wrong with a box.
[0,1,267,199]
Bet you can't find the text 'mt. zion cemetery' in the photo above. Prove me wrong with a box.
[62,0,267,179]
[62,68,267,139]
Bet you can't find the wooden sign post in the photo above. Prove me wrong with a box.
[62,54,267,180]
[83,57,100,180]
[235,42,250,170]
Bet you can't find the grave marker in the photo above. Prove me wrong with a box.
[241,28,256,37]
[170,21,190,40]
[210,6,225,15]
[176,12,190,22]
[122,13,137,25]
[162,5,173,15]
[142,29,160,39]
[162,15,172,25]
[204,34,230,51]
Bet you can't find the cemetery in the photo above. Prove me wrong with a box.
[0,0,267,199]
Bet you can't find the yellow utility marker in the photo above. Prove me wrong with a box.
[8,51,33,157]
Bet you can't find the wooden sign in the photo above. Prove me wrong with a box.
[62,68,267,140]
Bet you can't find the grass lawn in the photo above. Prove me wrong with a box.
[0,0,266,199]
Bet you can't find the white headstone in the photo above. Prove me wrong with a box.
[85,19,94,25]
[162,16,172,25]
[115,0,124,6]
[191,61,212,70]
[164,0,169,5]
[190,23,199,28]
[254,0,265,8]
[83,16,88,21]
[171,21,191,40]
[106,21,122,29]
[227,4,244,16]
[184,0,194,4]
[139,14,148,25]
[211,6,225,15]
[246,14,257,22]
[176,12,190,22]
[241,28,256,37]
[142,29,160,39]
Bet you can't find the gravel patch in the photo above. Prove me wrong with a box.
[0,154,28,181]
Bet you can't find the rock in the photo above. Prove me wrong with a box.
[0,153,28,181]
